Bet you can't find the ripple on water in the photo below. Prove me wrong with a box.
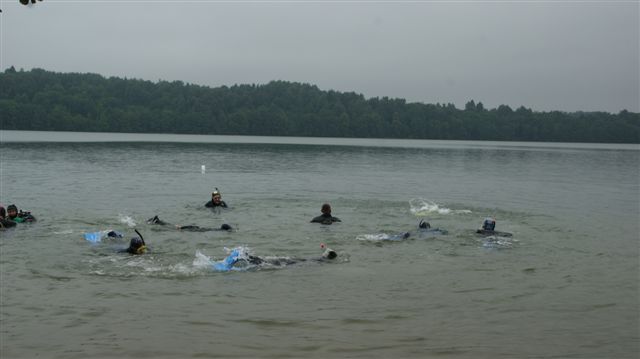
[409,198,472,216]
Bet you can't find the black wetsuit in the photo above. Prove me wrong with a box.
[179,224,232,232]
[116,237,146,255]
[147,216,232,231]
[244,255,299,266]
[147,216,169,225]
[311,213,341,225]
[0,218,17,229]
[205,200,228,208]
[241,252,337,267]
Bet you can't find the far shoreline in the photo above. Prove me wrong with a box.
[1,130,637,151]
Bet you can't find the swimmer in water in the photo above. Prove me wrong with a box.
[106,230,124,238]
[479,217,496,231]
[118,230,147,255]
[417,219,447,236]
[367,219,445,241]
[205,188,228,209]
[147,215,233,232]
[216,245,338,271]
[476,217,512,237]
[6,204,36,223]
[310,203,341,225]
[0,206,17,229]
[247,247,337,265]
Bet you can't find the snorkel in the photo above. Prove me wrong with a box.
[130,229,147,255]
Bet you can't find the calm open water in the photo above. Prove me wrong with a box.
[1,131,638,358]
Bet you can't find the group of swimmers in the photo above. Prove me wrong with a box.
[0,204,36,229]
[108,188,341,269]
[308,199,508,238]
[2,188,510,269]
[147,190,342,232]
[185,189,509,244]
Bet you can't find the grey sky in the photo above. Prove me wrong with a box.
[1,0,638,113]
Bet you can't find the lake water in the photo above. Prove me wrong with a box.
[1,130,638,358]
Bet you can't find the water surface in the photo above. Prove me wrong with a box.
[1,131,638,358]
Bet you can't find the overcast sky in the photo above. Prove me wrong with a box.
[0,0,638,112]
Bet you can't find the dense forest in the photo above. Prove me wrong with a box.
[1,67,638,143]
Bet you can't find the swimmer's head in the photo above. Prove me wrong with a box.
[127,237,146,255]
[322,247,337,260]
[419,219,431,229]
[220,223,232,231]
[212,188,222,203]
[107,230,123,238]
[6,204,17,219]
[482,217,496,231]
[0,206,5,219]
[321,203,332,215]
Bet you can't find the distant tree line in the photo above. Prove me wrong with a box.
[0,67,638,143]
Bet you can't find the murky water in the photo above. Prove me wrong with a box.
[1,131,638,358]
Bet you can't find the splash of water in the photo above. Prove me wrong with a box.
[481,236,518,249]
[357,233,406,241]
[195,246,253,272]
[222,246,251,258]
[118,214,136,227]
[409,198,471,216]
[193,250,214,269]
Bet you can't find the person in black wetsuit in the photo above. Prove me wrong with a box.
[6,204,36,223]
[119,236,147,255]
[232,246,338,268]
[476,217,512,237]
[479,217,496,231]
[0,206,17,229]
[113,230,148,255]
[419,219,431,229]
[205,188,228,209]
[310,203,341,225]
[147,215,233,232]
[416,218,447,236]
[376,219,446,241]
